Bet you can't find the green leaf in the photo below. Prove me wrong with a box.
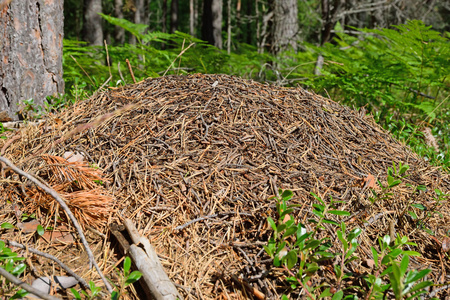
[267,217,277,232]
[12,263,27,276]
[1,222,15,229]
[322,219,339,226]
[402,251,421,257]
[310,192,325,205]
[36,225,44,236]
[124,256,132,273]
[319,288,333,298]
[337,230,348,251]
[10,289,28,300]
[111,291,119,300]
[332,290,344,300]
[304,240,321,250]
[407,211,418,219]
[389,263,403,298]
[281,189,293,201]
[71,288,82,300]
[285,250,298,269]
[280,209,294,220]
[400,255,409,276]
[411,203,426,210]
[125,270,142,285]
[399,164,410,176]
[328,210,350,216]
[276,223,287,232]
[407,279,433,294]
[405,269,431,284]
[305,262,319,274]
[282,226,298,239]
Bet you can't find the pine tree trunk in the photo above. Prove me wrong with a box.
[83,0,103,45]
[268,0,299,54]
[114,0,125,44]
[189,0,195,36]
[202,0,222,49]
[0,0,64,121]
[170,0,179,33]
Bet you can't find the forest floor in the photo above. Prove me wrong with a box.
[0,74,449,299]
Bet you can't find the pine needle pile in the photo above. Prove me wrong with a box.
[0,73,449,298]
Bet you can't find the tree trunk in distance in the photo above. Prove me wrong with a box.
[189,0,195,36]
[268,0,299,54]
[170,0,179,33]
[162,0,167,33]
[0,0,64,121]
[129,0,144,45]
[321,0,342,45]
[202,0,223,49]
[83,0,103,45]
[114,0,125,44]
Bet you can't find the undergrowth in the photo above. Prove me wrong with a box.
[265,163,449,299]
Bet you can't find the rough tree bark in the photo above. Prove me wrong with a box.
[202,0,223,49]
[267,0,299,55]
[0,0,64,121]
[83,0,103,45]
[128,0,144,45]
[321,0,342,45]
[189,0,196,36]
[114,0,125,44]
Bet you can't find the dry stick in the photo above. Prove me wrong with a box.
[70,55,96,87]
[126,59,137,83]
[0,156,113,293]
[162,42,195,76]
[0,266,61,300]
[1,239,89,290]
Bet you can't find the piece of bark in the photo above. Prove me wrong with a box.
[123,219,182,300]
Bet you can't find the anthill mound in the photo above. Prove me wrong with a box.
[1,73,449,298]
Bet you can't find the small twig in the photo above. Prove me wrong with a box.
[70,55,96,87]
[0,266,61,300]
[104,40,112,78]
[0,156,113,293]
[126,59,137,83]
[117,62,126,84]
[162,42,195,76]
[230,275,265,300]
[1,239,89,290]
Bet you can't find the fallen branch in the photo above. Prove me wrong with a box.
[0,156,113,293]
[123,219,182,300]
[0,266,61,300]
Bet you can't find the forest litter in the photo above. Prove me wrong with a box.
[0,73,449,299]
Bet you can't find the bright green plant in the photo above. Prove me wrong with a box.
[71,280,102,300]
[366,235,434,300]
[265,190,437,299]
[0,227,28,299]
[369,162,410,204]
[264,189,351,298]
[70,256,142,300]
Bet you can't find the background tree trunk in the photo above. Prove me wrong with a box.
[83,0,103,45]
[129,0,144,45]
[268,0,299,54]
[114,0,125,44]
[170,0,179,33]
[0,0,64,121]
[189,0,196,36]
[202,0,223,49]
